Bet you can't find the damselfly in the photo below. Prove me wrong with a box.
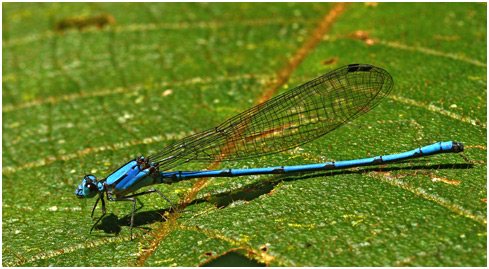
[76,64,463,239]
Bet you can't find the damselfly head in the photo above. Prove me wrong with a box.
[75,174,98,199]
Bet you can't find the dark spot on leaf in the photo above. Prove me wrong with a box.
[322,58,339,65]
[205,251,213,256]
[55,14,115,32]
[260,245,268,252]
[304,242,312,248]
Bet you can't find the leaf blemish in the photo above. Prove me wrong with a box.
[55,14,115,32]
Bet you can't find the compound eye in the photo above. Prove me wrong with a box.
[85,182,96,190]
[82,182,98,198]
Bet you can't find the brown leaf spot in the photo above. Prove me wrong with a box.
[322,58,339,65]
[55,14,115,32]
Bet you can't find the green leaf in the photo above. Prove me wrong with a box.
[3,2,486,266]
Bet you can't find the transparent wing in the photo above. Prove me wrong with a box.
[148,64,393,170]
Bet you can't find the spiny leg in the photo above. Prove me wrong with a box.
[90,197,106,234]
[112,197,136,240]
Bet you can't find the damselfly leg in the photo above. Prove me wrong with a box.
[90,196,106,235]
[90,189,189,239]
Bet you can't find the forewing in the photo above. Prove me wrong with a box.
[148,64,393,170]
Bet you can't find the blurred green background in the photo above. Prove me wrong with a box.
[2,2,486,266]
